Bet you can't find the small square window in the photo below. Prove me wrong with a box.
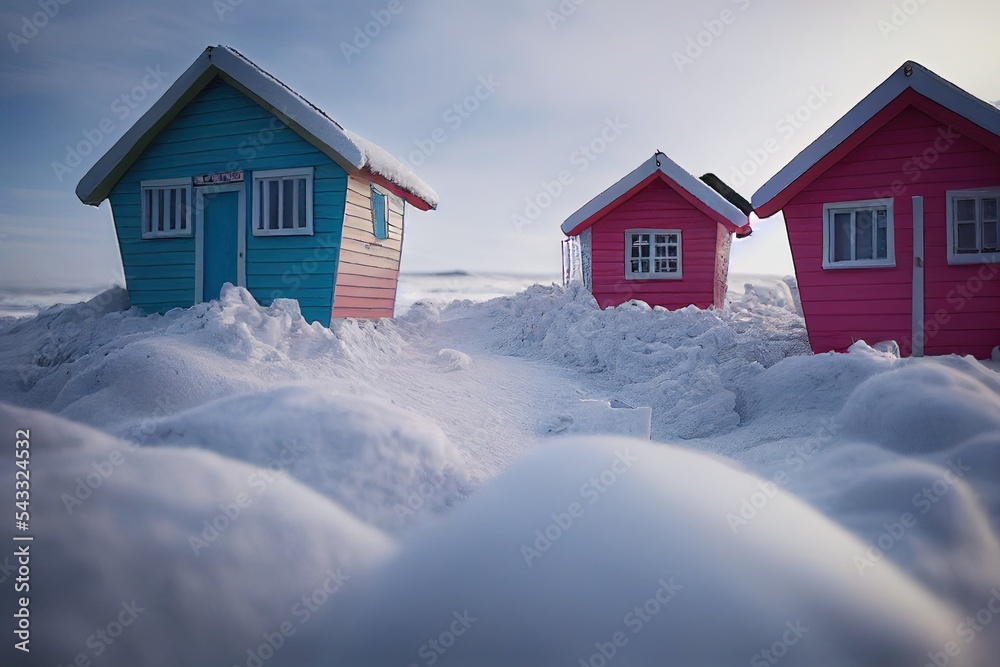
[947,189,1000,263]
[822,199,894,269]
[252,168,313,236]
[141,178,193,239]
[625,229,682,280]
[371,186,389,240]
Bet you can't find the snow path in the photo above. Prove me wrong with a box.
[336,307,589,483]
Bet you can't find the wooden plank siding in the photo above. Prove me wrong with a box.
[589,179,721,310]
[784,104,1000,358]
[331,176,404,319]
[108,77,347,326]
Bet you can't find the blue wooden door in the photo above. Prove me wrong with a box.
[202,190,239,301]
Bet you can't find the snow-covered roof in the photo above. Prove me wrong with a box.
[561,152,750,236]
[752,61,1000,217]
[76,45,438,210]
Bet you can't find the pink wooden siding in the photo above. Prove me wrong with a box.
[785,100,1000,358]
[590,179,723,310]
[331,175,403,319]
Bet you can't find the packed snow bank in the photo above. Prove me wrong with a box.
[120,385,471,531]
[2,280,1000,666]
[321,437,982,667]
[0,402,390,667]
[414,280,809,440]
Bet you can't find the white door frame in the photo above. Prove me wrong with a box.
[194,183,247,304]
[911,195,925,357]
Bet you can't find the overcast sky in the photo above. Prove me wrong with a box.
[1,0,998,290]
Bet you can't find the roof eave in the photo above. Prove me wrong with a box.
[76,48,217,206]
[562,154,749,236]
[752,61,1000,217]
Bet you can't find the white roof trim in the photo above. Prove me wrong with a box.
[752,61,1000,213]
[77,45,437,209]
[561,153,748,235]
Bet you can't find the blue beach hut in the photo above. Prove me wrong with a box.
[76,45,438,324]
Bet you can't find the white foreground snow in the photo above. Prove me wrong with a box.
[1,278,998,666]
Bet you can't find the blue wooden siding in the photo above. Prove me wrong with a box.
[108,77,347,325]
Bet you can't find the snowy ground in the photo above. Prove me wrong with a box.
[1,274,998,666]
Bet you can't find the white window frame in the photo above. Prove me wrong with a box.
[251,167,314,237]
[946,188,1000,265]
[141,178,193,239]
[624,229,683,280]
[822,198,895,269]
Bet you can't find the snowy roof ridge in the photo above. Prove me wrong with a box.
[220,46,347,132]
[752,60,1000,216]
[561,152,750,236]
[76,45,438,210]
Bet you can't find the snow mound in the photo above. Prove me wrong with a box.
[119,384,471,531]
[0,401,391,667]
[424,282,810,440]
[836,356,1000,453]
[321,437,981,667]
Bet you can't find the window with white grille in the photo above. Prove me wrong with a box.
[252,167,313,236]
[141,178,193,239]
[625,230,682,280]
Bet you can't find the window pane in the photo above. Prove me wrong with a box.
[668,259,677,272]
[654,244,666,258]
[180,188,187,230]
[268,180,279,229]
[855,209,873,260]
[640,259,649,273]
[282,179,294,228]
[983,198,998,222]
[833,212,851,262]
[257,181,267,229]
[631,260,642,273]
[654,234,667,244]
[983,221,998,251]
[876,214,888,259]
[956,222,978,252]
[956,199,977,223]
[144,190,152,234]
[168,189,177,230]
[156,190,164,232]
[297,179,307,228]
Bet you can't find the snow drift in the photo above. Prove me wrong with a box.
[1,279,999,666]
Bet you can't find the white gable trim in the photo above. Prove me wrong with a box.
[76,45,437,209]
[561,153,747,236]
[752,61,1000,213]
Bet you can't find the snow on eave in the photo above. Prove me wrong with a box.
[561,152,749,236]
[751,60,1000,216]
[76,45,437,210]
